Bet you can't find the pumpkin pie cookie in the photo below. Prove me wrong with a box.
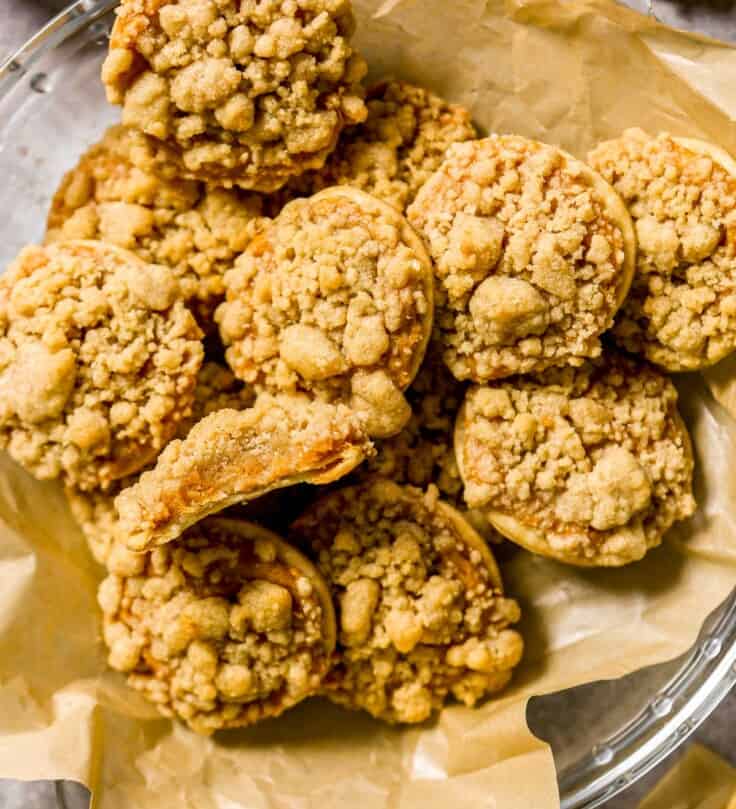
[290,479,523,723]
[116,392,373,551]
[98,517,336,734]
[216,186,434,437]
[271,79,478,213]
[455,351,696,566]
[0,241,203,490]
[589,128,736,370]
[102,0,367,191]
[66,361,254,567]
[46,126,270,326]
[407,135,636,381]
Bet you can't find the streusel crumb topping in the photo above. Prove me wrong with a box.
[216,186,434,437]
[46,125,270,325]
[67,361,254,566]
[290,479,523,723]
[457,351,696,565]
[589,128,736,370]
[271,80,478,212]
[407,135,633,381]
[0,242,203,490]
[99,518,334,734]
[102,0,367,190]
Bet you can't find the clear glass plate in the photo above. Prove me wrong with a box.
[0,4,735,808]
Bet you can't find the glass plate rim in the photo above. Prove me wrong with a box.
[1,3,735,807]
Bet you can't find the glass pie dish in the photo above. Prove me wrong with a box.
[0,3,735,807]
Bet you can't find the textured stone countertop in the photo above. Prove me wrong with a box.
[1,2,735,808]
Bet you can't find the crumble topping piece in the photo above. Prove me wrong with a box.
[271,79,478,213]
[589,128,736,370]
[216,186,434,437]
[290,479,523,723]
[102,0,367,191]
[407,135,635,381]
[46,125,270,326]
[99,517,336,734]
[456,351,696,566]
[0,241,203,490]
[116,392,374,551]
[66,361,254,567]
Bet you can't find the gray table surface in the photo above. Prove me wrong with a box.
[1,1,735,807]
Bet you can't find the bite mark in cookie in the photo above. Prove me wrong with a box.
[290,479,523,723]
[0,241,203,490]
[589,128,736,370]
[216,186,434,437]
[98,517,336,734]
[102,0,368,190]
[455,351,696,566]
[116,392,374,551]
[407,135,636,381]
[46,125,271,327]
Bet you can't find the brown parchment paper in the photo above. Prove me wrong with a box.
[638,745,736,809]
[2,2,736,808]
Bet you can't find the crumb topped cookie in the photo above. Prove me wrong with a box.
[98,517,336,734]
[46,125,270,325]
[589,128,736,370]
[102,0,367,191]
[407,135,636,381]
[0,241,203,490]
[290,479,523,723]
[271,79,478,212]
[456,351,696,566]
[217,186,434,437]
[66,361,254,566]
[116,392,374,551]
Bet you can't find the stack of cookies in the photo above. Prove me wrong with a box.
[6,0,733,734]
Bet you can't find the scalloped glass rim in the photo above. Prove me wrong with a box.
[1,3,736,808]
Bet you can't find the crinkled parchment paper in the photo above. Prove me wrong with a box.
[2,2,736,807]
[638,744,736,809]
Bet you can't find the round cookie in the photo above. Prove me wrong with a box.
[98,517,336,734]
[102,0,368,191]
[217,186,434,438]
[290,479,524,724]
[66,361,254,567]
[116,392,374,551]
[455,351,696,567]
[270,79,478,213]
[589,128,736,370]
[0,241,203,491]
[46,125,270,326]
[407,135,636,381]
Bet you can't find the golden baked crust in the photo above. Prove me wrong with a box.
[455,351,696,567]
[116,392,374,551]
[407,135,636,381]
[46,125,270,325]
[101,0,367,191]
[270,79,478,213]
[98,517,336,734]
[66,360,254,566]
[216,186,434,437]
[290,479,523,723]
[589,128,736,370]
[0,241,203,490]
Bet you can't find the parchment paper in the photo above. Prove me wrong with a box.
[2,2,736,808]
[638,745,736,809]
